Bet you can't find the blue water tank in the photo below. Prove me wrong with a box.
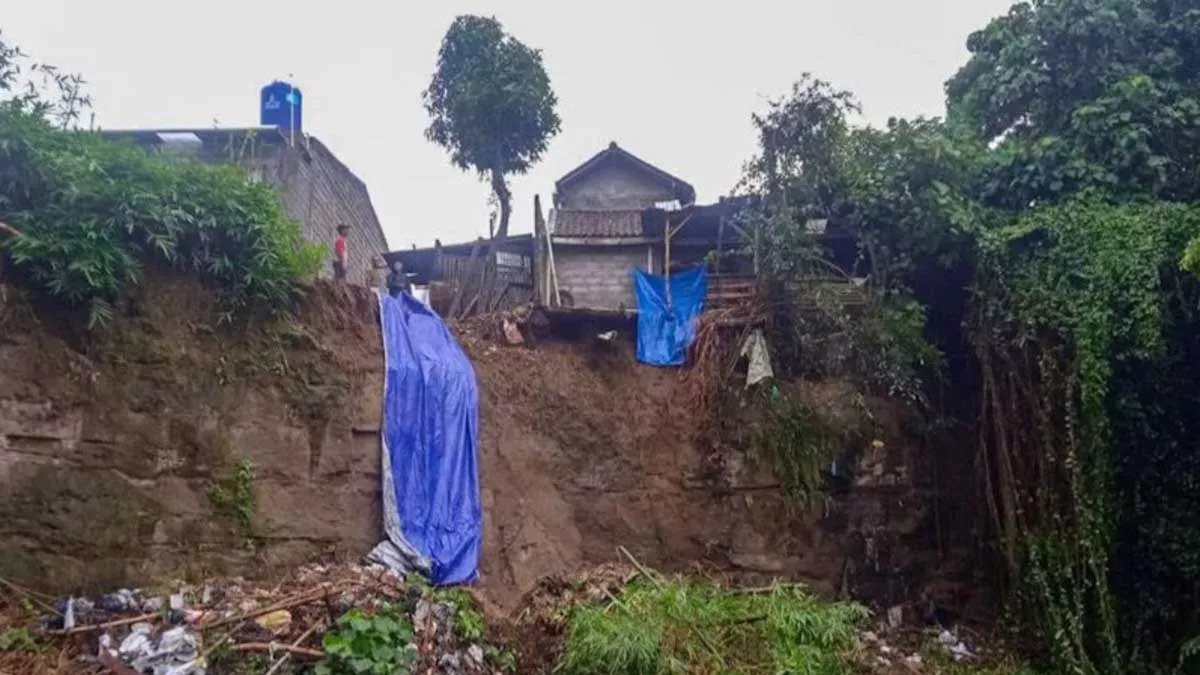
[260,81,302,131]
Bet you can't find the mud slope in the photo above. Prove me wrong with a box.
[0,278,941,613]
[461,327,936,612]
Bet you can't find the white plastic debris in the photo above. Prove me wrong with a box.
[739,329,774,387]
[938,628,975,662]
[117,622,205,675]
[63,597,76,630]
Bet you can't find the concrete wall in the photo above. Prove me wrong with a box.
[555,244,655,310]
[558,162,679,211]
[246,138,390,286]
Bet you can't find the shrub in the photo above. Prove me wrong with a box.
[0,109,322,326]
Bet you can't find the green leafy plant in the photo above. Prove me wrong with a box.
[747,398,861,510]
[560,576,868,675]
[0,627,40,652]
[315,605,417,675]
[208,459,256,545]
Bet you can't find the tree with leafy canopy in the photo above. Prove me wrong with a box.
[424,15,559,315]
[946,0,1200,209]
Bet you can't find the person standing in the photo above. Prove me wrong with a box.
[386,260,411,297]
[333,224,349,281]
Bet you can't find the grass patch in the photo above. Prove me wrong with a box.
[560,578,868,674]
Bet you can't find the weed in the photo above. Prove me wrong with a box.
[208,458,256,547]
[315,604,417,675]
[433,587,486,642]
[485,644,518,673]
[560,578,868,674]
[747,397,862,510]
[0,628,39,653]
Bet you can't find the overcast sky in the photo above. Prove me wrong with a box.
[7,0,1013,250]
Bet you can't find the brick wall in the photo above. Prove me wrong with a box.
[250,138,390,286]
[555,245,654,311]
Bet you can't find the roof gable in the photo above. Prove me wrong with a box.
[554,142,695,207]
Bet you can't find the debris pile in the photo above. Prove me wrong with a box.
[0,564,506,675]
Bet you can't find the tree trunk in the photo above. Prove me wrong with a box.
[480,170,512,312]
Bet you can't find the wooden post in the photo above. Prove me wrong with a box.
[664,217,673,310]
[545,209,561,306]
[532,195,546,306]
[663,214,693,311]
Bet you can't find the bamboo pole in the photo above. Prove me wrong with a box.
[545,209,561,306]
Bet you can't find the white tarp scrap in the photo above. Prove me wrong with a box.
[739,329,774,388]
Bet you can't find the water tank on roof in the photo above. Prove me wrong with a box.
[260,81,302,132]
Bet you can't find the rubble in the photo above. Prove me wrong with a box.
[0,563,507,675]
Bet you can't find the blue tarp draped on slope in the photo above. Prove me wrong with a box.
[370,292,481,585]
[634,266,708,366]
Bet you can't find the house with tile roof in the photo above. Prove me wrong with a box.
[545,142,754,313]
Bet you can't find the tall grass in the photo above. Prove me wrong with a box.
[560,578,868,675]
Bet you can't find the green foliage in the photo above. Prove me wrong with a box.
[1179,633,1200,671]
[947,0,1200,208]
[560,578,868,675]
[0,34,322,327]
[424,14,559,246]
[0,627,39,652]
[743,75,860,217]
[748,397,863,509]
[316,605,417,675]
[431,586,485,642]
[424,15,560,178]
[745,82,962,406]
[1183,235,1200,277]
[208,459,257,545]
[485,644,518,673]
[974,197,1200,674]
[742,3,1200,670]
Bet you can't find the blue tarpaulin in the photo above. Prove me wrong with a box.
[368,292,481,585]
[634,266,708,366]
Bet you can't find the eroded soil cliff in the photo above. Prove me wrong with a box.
[0,277,958,615]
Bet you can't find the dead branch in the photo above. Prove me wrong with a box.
[230,643,323,659]
[50,613,159,636]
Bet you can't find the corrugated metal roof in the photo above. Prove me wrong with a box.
[554,210,645,237]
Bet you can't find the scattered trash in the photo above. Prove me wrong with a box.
[938,628,975,661]
[502,317,524,345]
[1,563,503,674]
[63,596,76,630]
[254,609,292,634]
[112,623,204,675]
[886,604,903,628]
[99,589,138,613]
